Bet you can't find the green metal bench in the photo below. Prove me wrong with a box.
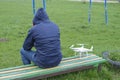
[0,54,106,80]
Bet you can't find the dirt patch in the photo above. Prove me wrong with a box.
[0,38,9,42]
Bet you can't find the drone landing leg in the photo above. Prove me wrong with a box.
[86,52,88,56]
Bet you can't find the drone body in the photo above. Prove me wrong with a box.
[70,44,93,58]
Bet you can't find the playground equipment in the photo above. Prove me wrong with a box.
[32,0,108,24]
[0,54,106,80]
[32,0,46,14]
[88,0,108,24]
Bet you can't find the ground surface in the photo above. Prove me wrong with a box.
[0,0,120,80]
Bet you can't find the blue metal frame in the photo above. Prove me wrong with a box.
[88,0,92,23]
[32,0,36,15]
[104,0,108,24]
[32,0,108,24]
[88,0,108,24]
[32,0,46,15]
[42,0,46,11]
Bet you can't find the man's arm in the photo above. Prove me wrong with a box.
[23,29,34,51]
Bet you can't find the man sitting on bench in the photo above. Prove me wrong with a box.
[20,8,62,68]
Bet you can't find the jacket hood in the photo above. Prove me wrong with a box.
[33,8,49,25]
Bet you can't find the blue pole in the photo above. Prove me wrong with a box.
[32,0,36,15]
[88,0,92,23]
[42,0,46,11]
[104,0,108,24]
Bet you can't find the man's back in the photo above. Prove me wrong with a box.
[31,21,62,68]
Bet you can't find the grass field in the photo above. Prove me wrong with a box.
[0,0,120,80]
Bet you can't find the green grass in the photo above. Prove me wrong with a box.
[0,0,120,80]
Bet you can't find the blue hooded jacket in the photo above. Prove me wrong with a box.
[23,8,62,68]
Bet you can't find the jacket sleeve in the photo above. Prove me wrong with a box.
[23,29,34,50]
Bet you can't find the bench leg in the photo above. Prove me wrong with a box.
[97,64,102,73]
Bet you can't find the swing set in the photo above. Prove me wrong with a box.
[32,0,46,14]
[32,0,108,24]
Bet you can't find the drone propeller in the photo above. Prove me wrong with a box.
[77,44,88,47]
[69,45,74,48]
[77,44,87,45]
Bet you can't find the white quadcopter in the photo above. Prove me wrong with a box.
[70,44,93,58]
